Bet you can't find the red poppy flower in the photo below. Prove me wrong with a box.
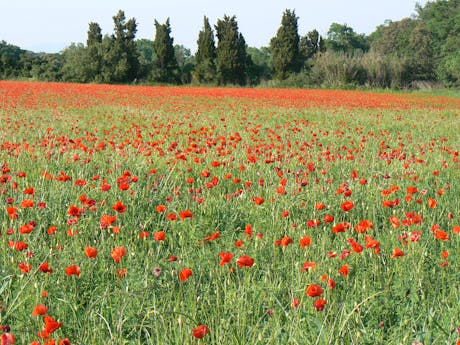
[302,261,316,272]
[65,265,81,277]
[112,201,127,213]
[434,230,449,241]
[39,262,53,274]
[219,252,234,266]
[166,213,178,221]
[307,219,321,227]
[306,284,323,297]
[426,197,437,209]
[328,278,336,288]
[68,205,84,218]
[154,231,166,241]
[21,199,34,208]
[453,225,460,234]
[180,268,193,282]
[300,236,312,248]
[341,200,355,212]
[18,262,32,273]
[180,209,193,219]
[32,304,48,317]
[339,264,350,277]
[313,299,327,311]
[0,333,16,345]
[244,224,253,238]
[85,247,98,259]
[280,236,294,246]
[292,298,301,308]
[204,231,220,242]
[111,246,127,263]
[100,214,117,229]
[323,214,334,223]
[253,197,265,205]
[44,315,62,334]
[237,255,255,268]
[332,222,351,233]
[156,204,167,213]
[391,248,405,258]
[192,324,209,339]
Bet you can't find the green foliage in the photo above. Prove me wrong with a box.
[135,39,155,81]
[246,46,273,85]
[61,43,90,82]
[175,44,195,84]
[194,16,217,84]
[215,15,247,86]
[0,41,26,78]
[1,84,459,344]
[417,0,460,85]
[151,18,180,84]
[310,51,367,88]
[326,23,369,53]
[0,2,458,89]
[108,10,140,83]
[370,18,434,82]
[270,9,301,80]
[300,30,320,60]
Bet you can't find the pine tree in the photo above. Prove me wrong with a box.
[194,16,216,83]
[270,9,301,80]
[151,18,180,84]
[215,15,247,86]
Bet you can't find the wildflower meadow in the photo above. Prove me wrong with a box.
[0,81,459,344]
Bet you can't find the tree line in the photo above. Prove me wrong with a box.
[1,0,458,88]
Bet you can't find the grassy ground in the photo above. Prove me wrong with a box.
[0,82,459,344]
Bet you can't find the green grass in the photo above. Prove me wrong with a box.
[0,84,459,345]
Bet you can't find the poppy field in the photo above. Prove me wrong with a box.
[0,81,459,345]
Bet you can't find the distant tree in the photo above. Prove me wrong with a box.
[246,46,272,84]
[85,22,103,82]
[175,44,194,84]
[136,38,155,81]
[407,22,434,80]
[370,18,433,81]
[194,16,217,83]
[61,43,89,82]
[103,10,140,83]
[0,41,24,78]
[326,23,369,53]
[300,30,322,59]
[369,19,415,56]
[30,53,64,81]
[87,22,102,47]
[151,18,180,84]
[270,9,301,80]
[215,15,247,85]
[417,0,460,85]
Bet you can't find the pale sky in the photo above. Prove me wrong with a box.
[1,0,427,53]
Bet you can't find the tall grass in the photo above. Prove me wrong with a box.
[0,82,459,344]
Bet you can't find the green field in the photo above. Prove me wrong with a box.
[0,81,459,345]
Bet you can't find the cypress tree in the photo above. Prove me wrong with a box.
[270,9,301,80]
[151,18,180,84]
[215,15,247,86]
[103,10,139,83]
[194,16,217,83]
[85,22,103,82]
